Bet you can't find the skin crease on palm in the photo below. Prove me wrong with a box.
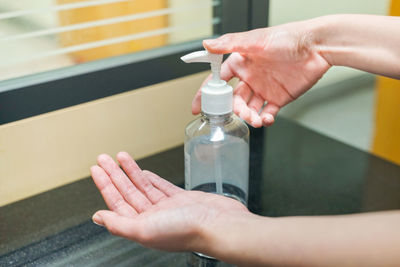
[191,23,331,128]
[91,152,249,252]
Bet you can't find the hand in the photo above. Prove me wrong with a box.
[90,152,250,253]
[192,22,331,127]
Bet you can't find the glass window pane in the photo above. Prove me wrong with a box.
[0,0,220,81]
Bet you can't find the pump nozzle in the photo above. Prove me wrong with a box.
[181,50,232,115]
[181,51,223,83]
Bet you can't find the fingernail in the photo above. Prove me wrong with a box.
[92,213,104,226]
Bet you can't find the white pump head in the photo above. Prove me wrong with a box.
[181,50,233,115]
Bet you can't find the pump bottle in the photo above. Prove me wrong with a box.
[181,50,250,205]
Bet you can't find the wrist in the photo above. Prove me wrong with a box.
[199,211,266,264]
[307,14,379,68]
[304,15,344,66]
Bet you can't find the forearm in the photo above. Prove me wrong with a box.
[309,14,400,79]
[201,211,400,266]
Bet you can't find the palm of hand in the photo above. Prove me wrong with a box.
[91,152,248,252]
[133,190,248,250]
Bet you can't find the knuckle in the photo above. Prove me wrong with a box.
[125,184,138,196]
[142,182,153,194]
[248,102,257,109]
[142,170,152,176]
[153,193,166,203]
[139,172,154,193]
[140,200,152,212]
[221,33,233,41]
[110,198,125,211]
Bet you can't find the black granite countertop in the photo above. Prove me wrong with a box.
[1,117,400,266]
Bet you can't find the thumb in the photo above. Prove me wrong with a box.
[93,210,140,239]
[203,29,263,54]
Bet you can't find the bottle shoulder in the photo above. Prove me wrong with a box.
[185,114,249,139]
[231,114,250,134]
[185,116,205,136]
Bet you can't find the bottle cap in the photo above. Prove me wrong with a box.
[181,50,233,115]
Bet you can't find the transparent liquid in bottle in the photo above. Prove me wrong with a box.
[185,134,249,204]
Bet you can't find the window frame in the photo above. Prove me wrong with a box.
[0,0,269,125]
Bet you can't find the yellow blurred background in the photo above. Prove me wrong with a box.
[372,0,400,165]
[57,0,167,61]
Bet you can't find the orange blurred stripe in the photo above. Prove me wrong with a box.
[57,0,167,62]
[372,0,400,165]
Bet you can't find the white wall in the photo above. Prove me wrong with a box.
[269,0,390,152]
[269,0,389,26]
[168,0,213,44]
[269,0,390,88]
[0,0,57,28]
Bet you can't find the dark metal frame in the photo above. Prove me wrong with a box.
[0,0,268,125]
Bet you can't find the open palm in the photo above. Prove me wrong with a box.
[91,152,249,252]
[192,23,331,127]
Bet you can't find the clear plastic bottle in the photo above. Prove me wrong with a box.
[185,112,249,204]
[181,50,250,204]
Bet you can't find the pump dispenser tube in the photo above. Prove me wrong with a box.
[214,144,223,195]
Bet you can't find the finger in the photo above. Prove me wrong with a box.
[91,166,137,217]
[233,82,262,127]
[192,74,213,114]
[117,152,167,204]
[249,109,263,128]
[93,210,144,242]
[145,171,184,197]
[247,94,265,113]
[234,81,253,104]
[260,103,280,126]
[233,95,261,127]
[219,59,235,82]
[97,154,152,213]
[203,29,264,54]
[233,94,251,122]
[191,87,204,115]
